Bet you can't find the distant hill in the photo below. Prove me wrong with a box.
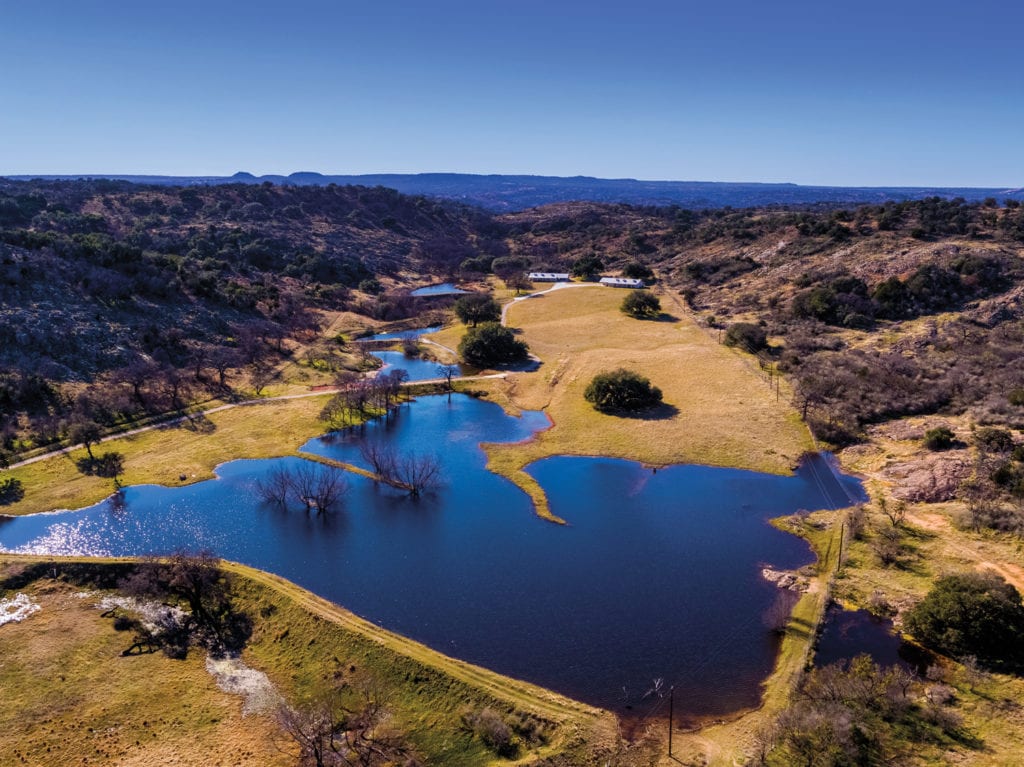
[9,171,1024,211]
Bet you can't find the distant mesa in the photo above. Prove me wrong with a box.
[6,171,1024,212]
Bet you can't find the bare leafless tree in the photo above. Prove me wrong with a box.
[436,364,458,401]
[360,441,398,480]
[276,681,410,767]
[251,363,277,396]
[209,347,240,389]
[309,466,348,514]
[394,452,443,498]
[256,467,293,509]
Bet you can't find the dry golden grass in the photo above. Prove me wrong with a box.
[5,396,331,516]
[474,286,811,519]
[0,577,288,767]
[0,556,609,767]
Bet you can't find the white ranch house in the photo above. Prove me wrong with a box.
[528,272,570,282]
[599,277,645,288]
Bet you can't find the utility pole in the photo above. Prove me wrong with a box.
[668,685,675,757]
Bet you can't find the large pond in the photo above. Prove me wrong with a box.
[0,394,864,719]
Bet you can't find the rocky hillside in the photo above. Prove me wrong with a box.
[3,180,1023,506]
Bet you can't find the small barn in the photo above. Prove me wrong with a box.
[528,272,570,282]
[599,277,645,288]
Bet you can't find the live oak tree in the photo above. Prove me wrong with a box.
[584,369,663,413]
[905,572,1024,668]
[458,323,529,367]
[620,290,661,319]
[453,293,500,327]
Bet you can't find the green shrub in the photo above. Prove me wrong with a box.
[620,290,661,318]
[723,322,768,352]
[905,573,1024,668]
[458,323,529,367]
[975,426,1015,453]
[622,261,654,281]
[584,369,663,413]
[0,476,24,505]
[453,293,500,327]
[923,426,955,451]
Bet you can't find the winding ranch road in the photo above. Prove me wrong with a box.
[499,280,598,325]
[7,372,507,471]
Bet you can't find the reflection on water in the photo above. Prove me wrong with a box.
[0,394,865,718]
[373,350,461,382]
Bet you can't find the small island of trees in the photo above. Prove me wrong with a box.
[584,368,663,413]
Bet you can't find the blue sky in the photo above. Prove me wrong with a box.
[1,0,1021,186]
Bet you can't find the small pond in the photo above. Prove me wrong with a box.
[815,606,926,673]
[0,394,865,719]
[410,283,468,297]
[363,326,441,342]
[364,325,462,382]
[372,351,460,382]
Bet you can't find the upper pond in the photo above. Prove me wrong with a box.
[0,394,864,719]
[409,283,469,297]
[365,324,463,381]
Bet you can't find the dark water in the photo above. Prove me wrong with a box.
[373,350,462,382]
[815,607,923,672]
[410,283,468,297]
[0,395,864,718]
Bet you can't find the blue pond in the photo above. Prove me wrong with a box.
[410,283,469,297]
[366,325,463,381]
[363,326,441,342]
[0,394,864,719]
[373,351,461,382]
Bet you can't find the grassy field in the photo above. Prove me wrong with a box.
[0,562,291,767]
[0,555,615,767]
[439,285,812,520]
[3,396,333,516]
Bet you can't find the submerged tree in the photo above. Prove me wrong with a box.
[256,463,348,514]
[360,441,442,497]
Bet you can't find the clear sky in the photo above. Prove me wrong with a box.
[1,0,1021,186]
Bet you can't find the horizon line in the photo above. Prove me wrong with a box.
[3,171,1023,191]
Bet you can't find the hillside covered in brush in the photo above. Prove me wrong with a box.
[3,178,1024,483]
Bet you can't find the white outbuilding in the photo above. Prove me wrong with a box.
[599,277,645,288]
[528,272,570,282]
